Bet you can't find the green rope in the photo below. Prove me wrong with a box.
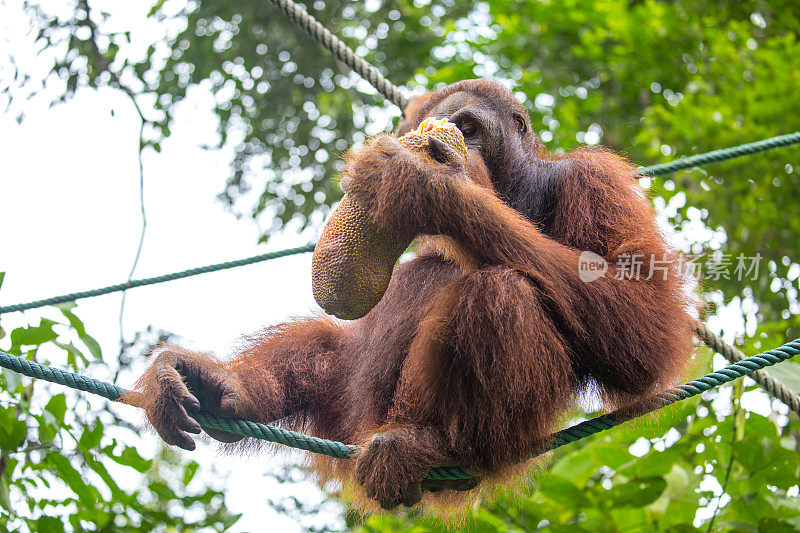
[546,338,800,452]
[694,321,800,415]
[638,131,800,176]
[2,131,798,316]
[0,244,316,315]
[267,0,800,162]
[1,338,797,480]
[267,0,408,109]
[1,0,797,484]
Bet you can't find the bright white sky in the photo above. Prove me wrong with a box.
[0,85,340,531]
[0,2,345,530]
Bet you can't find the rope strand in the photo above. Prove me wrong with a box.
[1,338,796,480]
[638,131,800,176]
[2,132,798,316]
[0,244,315,315]
[2,0,798,489]
[2,134,799,417]
[267,0,408,109]
[693,321,800,415]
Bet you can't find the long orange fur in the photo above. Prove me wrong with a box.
[129,79,695,518]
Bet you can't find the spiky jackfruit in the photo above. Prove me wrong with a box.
[312,118,467,319]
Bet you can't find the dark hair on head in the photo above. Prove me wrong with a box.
[409,79,541,158]
[411,79,532,131]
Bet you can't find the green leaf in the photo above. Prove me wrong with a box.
[620,449,679,478]
[48,453,96,506]
[80,334,103,361]
[80,452,124,499]
[78,421,103,451]
[148,0,167,17]
[109,445,152,473]
[590,444,634,471]
[608,477,667,508]
[538,474,590,508]
[0,475,10,511]
[52,340,89,367]
[37,414,58,444]
[651,465,696,526]
[37,394,66,444]
[609,507,649,531]
[183,460,199,485]
[765,361,800,395]
[550,447,599,484]
[44,394,67,425]
[36,516,65,533]
[757,517,800,533]
[10,319,58,346]
[57,306,102,360]
[0,406,27,451]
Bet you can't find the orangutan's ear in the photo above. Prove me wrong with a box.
[512,112,528,136]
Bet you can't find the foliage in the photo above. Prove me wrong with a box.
[354,375,800,532]
[2,0,800,531]
[8,1,799,326]
[6,0,474,238]
[0,299,240,532]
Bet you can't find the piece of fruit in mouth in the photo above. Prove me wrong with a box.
[311,119,468,320]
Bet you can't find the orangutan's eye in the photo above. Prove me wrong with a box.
[459,120,478,138]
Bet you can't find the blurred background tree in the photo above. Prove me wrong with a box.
[0,299,241,531]
[2,0,799,530]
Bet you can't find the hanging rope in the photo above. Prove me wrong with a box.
[267,0,408,109]
[264,0,800,169]
[1,134,798,414]
[1,133,797,316]
[1,0,796,492]
[1,338,797,480]
[0,244,315,315]
[638,131,800,176]
[694,321,800,415]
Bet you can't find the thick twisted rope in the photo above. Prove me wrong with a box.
[544,339,800,453]
[268,0,800,161]
[638,131,800,176]
[4,273,798,419]
[693,321,800,415]
[267,0,407,109]
[2,132,798,316]
[1,338,797,480]
[0,351,357,459]
[0,244,315,315]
